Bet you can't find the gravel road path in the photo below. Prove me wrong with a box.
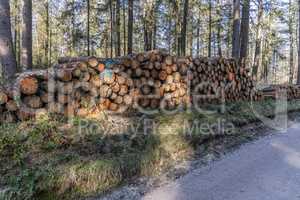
[143,123,300,200]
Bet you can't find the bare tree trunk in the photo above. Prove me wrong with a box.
[189,22,193,56]
[49,27,52,67]
[143,1,151,52]
[226,4,232,57]
[197,25,200,56]
[123,0,126,55]
[110,0,114,58]
[208,0,212,57]
[217,0,222,57]
[197,8,201,57]
[71,0,76,55]
[217,28,222,57]
[105,33,109,58]
[181,0,189,56]
[21,0,32,69]
[240,0,250,65]
[252,0,263,78]
[87,0,90,56]
[127,0,133,54]
[13,0,17,57]
[45,0,49,67]
[168,0,172,53]
[0,0,17,81]
[13,0,21,70]
[153,14,157,50]
[116,0,121,56]
[153,0,161,50]
[289,0,294,84]
[143,22,148,51]
[232,0,240,59]
[297,0,300,84]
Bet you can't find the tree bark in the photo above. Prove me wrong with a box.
[87,0,90,56]
[127,0,133,54]
[21,0,32,69]
[153,12,157,50]
[0,0,17,81]
[181,0,189,56]
[116,0,121,56]
[197,26,200,56]
[297,0,300,84]
[189,22,193,56]
[208,0,212,57]
[45,0,49,67]
[71,0,76,55]
[13,0,21,70]
[168,15,172,53]
[289,0,294,84]
[152,0,161,50]
[252,0,263,78]
[217,0,222,57]
[110,0,114,58]
[240,0,250,65]
[232,0,240,59]
[123,0,126,55]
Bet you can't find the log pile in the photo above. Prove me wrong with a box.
[0,50,265,123]
[262,85,300,100]
[114,51,190,110]
[190,57,261,104]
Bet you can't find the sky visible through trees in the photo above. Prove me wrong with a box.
[1,0,300,84]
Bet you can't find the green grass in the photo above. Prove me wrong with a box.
[1,99,300,200]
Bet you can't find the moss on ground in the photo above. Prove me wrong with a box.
[1,99,300,200]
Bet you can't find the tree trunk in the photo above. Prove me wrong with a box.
[168,16,172,53]
[196,8,201,57]
[252,0,263,78]
[127,0,133,54]
[123,0,126,55]
[13,0,21,70]
[240,0,250,65]
[87,0,90,56]
[143,1,157,51]
[217,0,222,57]
[110,0,114,58]
[197,25,200,57]
[289,0,294,84]
[232,0,240,59]
[189,23,193,56]
[0,0,17,81]
[297,0,300,84]
[21,0,32,69]
[226,4,232,57]
[115,0,121,56]
[153,14,157,50]
[71,0,76,55]
[208,0,212,57]
[49,27,52,67]
[181,0,189,56]
[153,0,161,50]
[45,0,49,67]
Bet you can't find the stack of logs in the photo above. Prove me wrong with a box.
[190,57,260,104]
[262,85,300,100]
[0,50,264,123]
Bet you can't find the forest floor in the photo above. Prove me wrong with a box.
[1,99,300,200]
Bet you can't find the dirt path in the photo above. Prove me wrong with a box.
[143,123,300,200]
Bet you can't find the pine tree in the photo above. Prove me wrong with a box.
[0,0,17,81]
[128,0,133,54]
[21,0,33,69]
[240,0,250,64]
[232,0,240,59]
